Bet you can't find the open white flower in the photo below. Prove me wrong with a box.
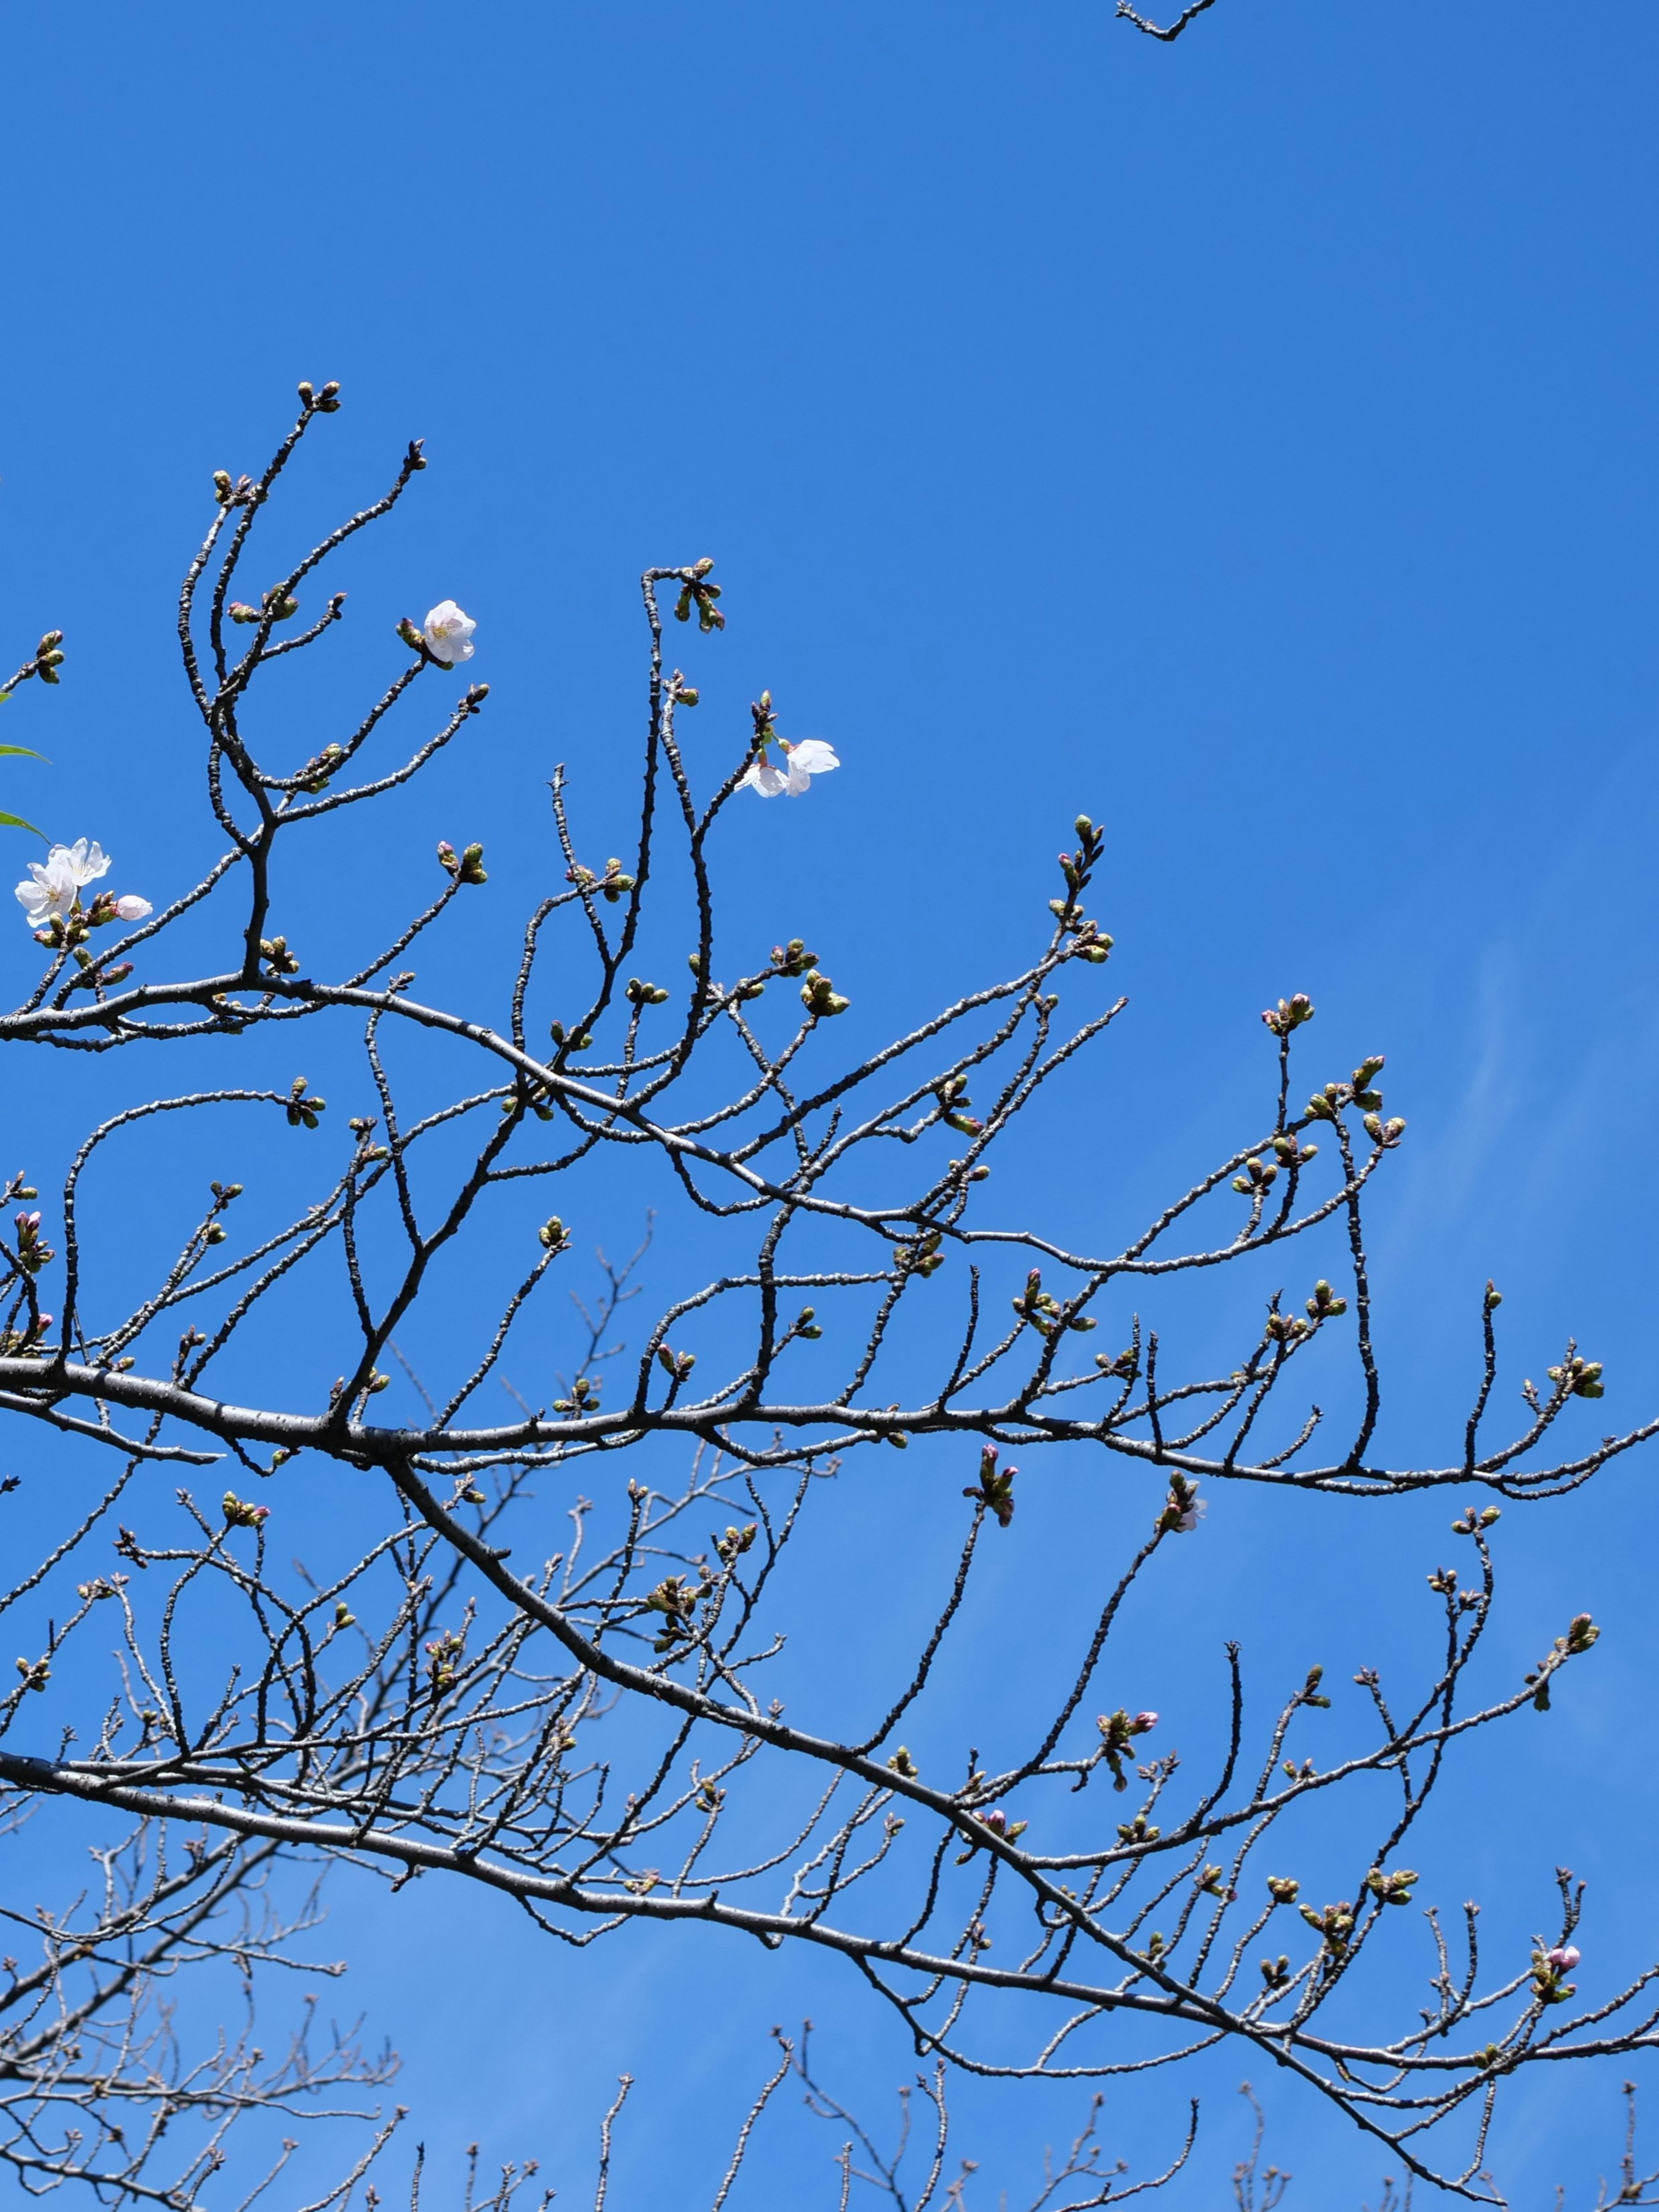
[423,600,477,665]
[16,839,111,926]
[741,738,839,800]
[14,841,150,933]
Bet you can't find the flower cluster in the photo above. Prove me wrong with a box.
[1096,1706,1160,1790]
[740,691,839,798]
[15,840,151,943]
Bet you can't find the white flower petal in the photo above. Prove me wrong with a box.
[742,761,790,799]
[783,740,839,777]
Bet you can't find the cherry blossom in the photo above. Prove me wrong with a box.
[423,600,477,665]
[14,841,151,932]
[1546,1944,1581,1973]
[741,737,839,799]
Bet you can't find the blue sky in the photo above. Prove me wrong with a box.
[4,0,1659,2201]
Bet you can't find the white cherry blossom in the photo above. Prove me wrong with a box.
[423,600,477,665]
[741,737,839,799]
[16,839,110,926]
[14,841,150,931]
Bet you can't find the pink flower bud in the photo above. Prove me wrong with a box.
[1546,1944,1581,1973]
[113,895,153,922]
[1133,1711,1159,1732]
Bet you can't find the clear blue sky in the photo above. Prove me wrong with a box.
[4,1,1659,2202]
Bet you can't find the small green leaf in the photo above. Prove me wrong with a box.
[0,812,44,836]
[0,745,46,760]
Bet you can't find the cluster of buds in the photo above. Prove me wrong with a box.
[1260,1953,1293,1989]
[1526,1612,1601,1712]
[1261,993,1315,1039]
[935,1076,982,1137]
[502,1076,555,1120]
[1548,1351,1604,1400]
[714,1523,758,1568]
[348,1118,389,1162]
[229,584,301,626]
[1298,1664,1332,1709]
[259,935,300,978]
[962,1444,1017,1528]
[1426,1564,1481,1613]
[886,1745,919,1779]
[13,1655,48,1693]
[203,1179,243,1246]
[1094,1343,1139,1382]
[1116,1810,1160,1846]
[16,630,64,688]
[672,558,723,632]
[655,1343,697,1383]
[1299,1898,1356,1958]
[1306,1278,1347,1323]
[1067,917,1112,964]
[222,1492,269,1532]
[1266,1875,1301,1906]
[553,1373,601,1415]
[1307,1062,1407,1149]
[770,937,817,977]
[643,1572,712,1653]
[1365,1864,1418,1908]
[438,839,488,886]
[955,1804,1028,1863]
[12,1211,53,1276]
[1050,814,1107,935]
[1451,1501,1502,1536]
[896,1228,945,1279]
[285,1077,327,1130]
[1265,1307,1311,1347]
[425,1628,466,1695]
[1011,1267,1096,1338]
[567,856,634,904]
[537,1216,569,1253]
[801,969,850,1018]
[296,379,343,414]
[76,1575,123,1602]
[296,743,344,794]
[1232,1154,1279,1199]
[791,1304,822,1341]
[668,672,699,709]
[0,1312,52,1356]
[695,1779,725,1815]
[626,976,671,1008]
[1531,1942,1581,2005]
[212,470,254,507]
[1156,1475,1203,1537]
[548,1019,594,1050]
[1096,1707,1159,1791]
